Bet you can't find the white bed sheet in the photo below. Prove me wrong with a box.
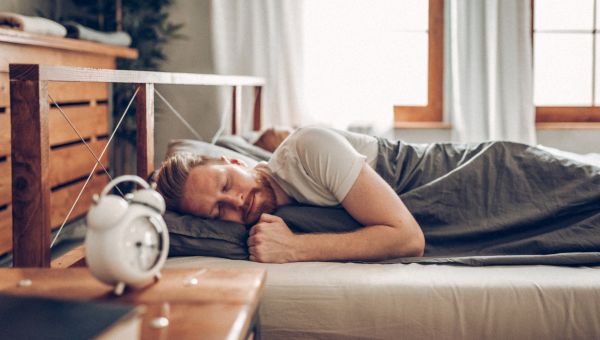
[166,257,600,340]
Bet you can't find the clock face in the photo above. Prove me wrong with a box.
[123,216,164,271]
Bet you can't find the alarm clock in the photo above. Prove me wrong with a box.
[85,175,169,296]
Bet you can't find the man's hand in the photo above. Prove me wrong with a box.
[247,213,299,263]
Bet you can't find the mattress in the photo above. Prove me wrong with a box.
[166,257,600,340]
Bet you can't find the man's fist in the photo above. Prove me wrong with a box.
[247,213,298,263]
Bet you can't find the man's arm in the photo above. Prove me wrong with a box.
[247,163,424,263]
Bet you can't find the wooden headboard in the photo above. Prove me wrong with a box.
[8,63,265,268]
[0,31,138,264]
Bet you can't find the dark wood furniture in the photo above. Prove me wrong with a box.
[0,267,266,339]
[8,63,264,267]
[0,28,138,258]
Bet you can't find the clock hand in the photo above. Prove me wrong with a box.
[136,241,158,249]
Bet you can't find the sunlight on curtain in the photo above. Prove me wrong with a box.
[302,0,428,132]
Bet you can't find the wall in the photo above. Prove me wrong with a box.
[387,127,600,154]
[0,0,50,15]
[154,0,219,165]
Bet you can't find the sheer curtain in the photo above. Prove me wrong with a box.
[211,0,306,130]
[446,0,536,144]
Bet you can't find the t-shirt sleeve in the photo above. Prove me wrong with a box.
[293,127,366,202]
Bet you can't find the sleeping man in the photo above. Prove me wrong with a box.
[156,126,600,263]
[156,126,424,263]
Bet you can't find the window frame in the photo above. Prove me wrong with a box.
[393,0,600,127]
[393,0,446,128]
[532,0,600,123]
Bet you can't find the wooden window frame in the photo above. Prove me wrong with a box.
[393,0,446,128]
[394,0,600,127]
[532,0,600,123]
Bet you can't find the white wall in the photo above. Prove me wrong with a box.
[154,0,219,165]
[536,129,600,154]
[387,127,600,154]
[0,0,50,15]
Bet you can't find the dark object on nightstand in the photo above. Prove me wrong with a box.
[0,294,141,339]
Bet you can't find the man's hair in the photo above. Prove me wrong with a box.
[155,153,225,211]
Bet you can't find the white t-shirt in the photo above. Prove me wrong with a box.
[265,126,378,206]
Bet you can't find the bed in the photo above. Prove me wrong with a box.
[166,256,600,339]
[8,63,600,339]
[161,132,600,339]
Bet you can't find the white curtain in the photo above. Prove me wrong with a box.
[447,0,536,144]
[211,0,305,130]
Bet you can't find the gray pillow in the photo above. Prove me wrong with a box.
[166,205,363,259]
[215,135,272,161]
[167,139,259,166]
[165,210,250,259]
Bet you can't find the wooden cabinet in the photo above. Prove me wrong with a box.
[0,28,137,255]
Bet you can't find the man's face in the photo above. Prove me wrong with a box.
[180,161,277,225]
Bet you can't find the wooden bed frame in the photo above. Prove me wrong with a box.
[9,63,264,268]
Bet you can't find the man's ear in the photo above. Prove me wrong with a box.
[231,158,248,167]
[221,155,247,167]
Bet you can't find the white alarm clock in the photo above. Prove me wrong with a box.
[85,175,169,296]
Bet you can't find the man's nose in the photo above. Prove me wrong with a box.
[224,191,244,208]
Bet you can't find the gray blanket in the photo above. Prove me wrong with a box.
[205,135,600,265]
[375,139,600,265]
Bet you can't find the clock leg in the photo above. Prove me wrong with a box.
[114,282,126,296]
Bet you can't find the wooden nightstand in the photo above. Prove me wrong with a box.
[0,267,266,339]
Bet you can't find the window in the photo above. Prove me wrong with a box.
[393,0,600,127]
[303,0,435,130]
[393,0,445,127]
[534,0,600,122]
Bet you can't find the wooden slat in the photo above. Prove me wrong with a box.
[0,44,116,73]
[0,72,8,107]
[0,159,11,206]
[394,106,441,122]
[536,107,600,122]
[1,109,109,203]
[536,122,600,129]
[0,206,12,255]
[49,104,109,145]
[394,121,452,129]
[2,72,108,106]
[48,81,109,104]
[11,64,266,86]
[50,173,109,228]
[0,112,9,156]
[49,139,109,188]
[0,28,138,59]
[2,74,108,142]
[51,245,86,268]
